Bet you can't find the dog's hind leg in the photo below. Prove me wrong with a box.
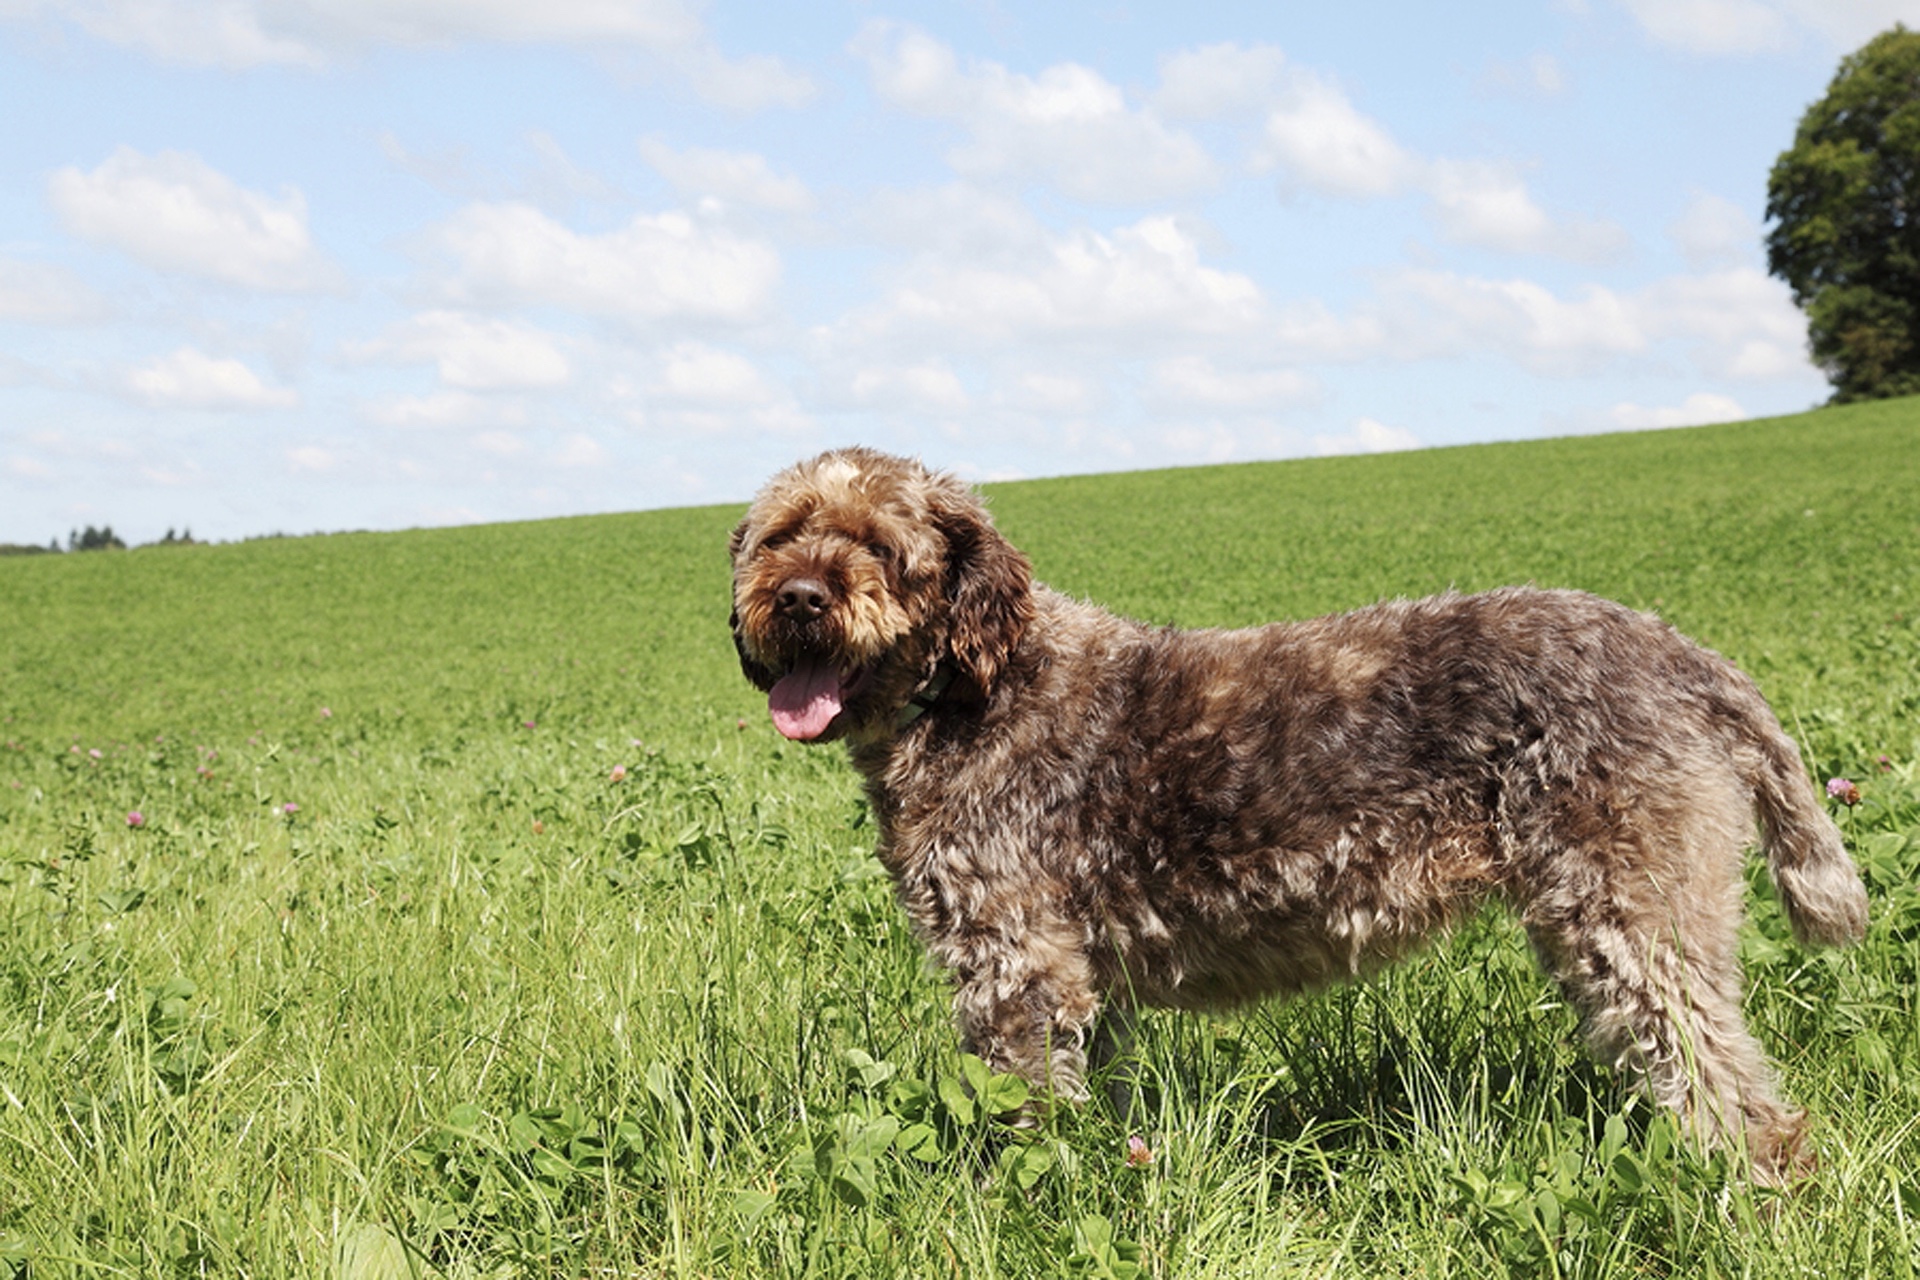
[1527,907,1809,1183]
[1520,788,1812,1182]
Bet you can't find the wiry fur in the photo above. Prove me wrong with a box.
[730,446,1869,1183]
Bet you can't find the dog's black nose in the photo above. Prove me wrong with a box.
[776,576,833,621]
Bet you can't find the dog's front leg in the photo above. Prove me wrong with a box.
[947,930,1102,1109]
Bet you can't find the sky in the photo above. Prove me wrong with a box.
[2,0,1915,545]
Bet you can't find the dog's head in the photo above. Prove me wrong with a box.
[729,447,1033,743]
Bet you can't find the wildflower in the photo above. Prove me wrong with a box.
[1826,778,1861,807]
[1125,1135,1154,1168]
[126,811,145,828]
[736,718,749,730]
[609,764,628,782]
[1878,754,1895,773]
[319,707,333,719]
[522,719,537,730]
[281,802,299,816]
[88,748,103,759]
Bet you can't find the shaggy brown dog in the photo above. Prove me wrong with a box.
[729,446,1868,1182]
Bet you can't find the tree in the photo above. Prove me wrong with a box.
[1766,25,1920,403]
[68,525,125,551]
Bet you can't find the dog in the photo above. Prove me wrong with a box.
[728,446,1868,1182]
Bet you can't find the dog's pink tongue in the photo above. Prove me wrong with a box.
[769,660,844,740]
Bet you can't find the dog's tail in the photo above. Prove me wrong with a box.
[1739,695,1869,947]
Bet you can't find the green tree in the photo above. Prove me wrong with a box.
[68,525,126,551]
[1766,25,1920,403]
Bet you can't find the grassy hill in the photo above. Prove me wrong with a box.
[1,399,1917,1275]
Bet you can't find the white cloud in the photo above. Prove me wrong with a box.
[1258,70,1414,199]
[1777,0,1920,49]
[1609,392,1748,429]
[288,445,336,471]
[999,371,1098,414]
[552,433,608,467]
[519,130,622,210]
[848,215,1263,348]
[1669,192,1758,268]
[1268,299,1389,363]
[1635,266,1809,378]
[377,128,625,212]
[1272,263,1811,382]
[1226,56,1623,261]
[22,0,322,67]
[310,0,703,49]
[1157,422,1245,463]
[426,202,780,324]
[16,0,697,65]
[50,147,340,292]
[1721,341,1807,379]
[375,131,483,198]
[641,342,810,433]
[347,311,571,390]
[1424,160,1552,248]
[0,255,110,323]
[1148,356,1317,409]
[856,183,1047,261]
[124,347,298,410]
[361,390,526,429]
[10,1,813,107]
[651,342,778,405]
[673,45,818,112]
[1480,52,1567,97]
[1314,417,1422,456]
[1423,159,1628,261]
[1152,42,1290,119]
[849,361,970,411]
[1616,0,1792,54]
[1611,0,1920,56]
[1384,270,1645,373]
[852,21,1216,204]
[472,430,525,456]
[638,137,814,213]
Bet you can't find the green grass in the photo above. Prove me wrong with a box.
[2,398,1919,1277]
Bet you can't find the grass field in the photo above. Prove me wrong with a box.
[2,399,1919,1277]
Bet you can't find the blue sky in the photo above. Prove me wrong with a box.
[1,0,1911,544]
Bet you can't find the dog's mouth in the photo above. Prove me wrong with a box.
[767,656,872,741]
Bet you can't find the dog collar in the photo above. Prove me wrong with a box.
[895,664,955,730]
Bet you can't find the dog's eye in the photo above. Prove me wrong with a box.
[867,543,895,563]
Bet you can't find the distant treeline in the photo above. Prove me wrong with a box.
[0,526,198,556]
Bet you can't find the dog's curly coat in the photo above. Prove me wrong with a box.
[729,446,1868,1181]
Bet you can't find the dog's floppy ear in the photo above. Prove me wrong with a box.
[931,481,1034,697]
[727,516,778,690]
